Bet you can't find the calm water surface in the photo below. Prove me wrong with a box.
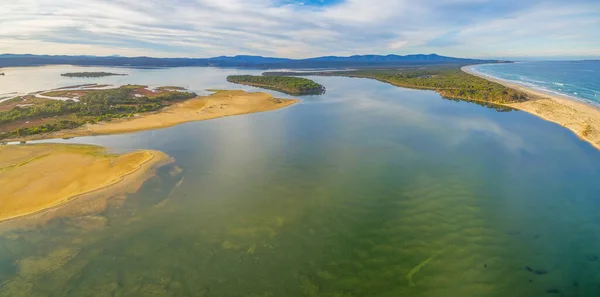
[1,66,600,296]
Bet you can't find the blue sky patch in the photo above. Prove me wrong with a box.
[276,0,343,7]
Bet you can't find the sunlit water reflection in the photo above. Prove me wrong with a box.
[1,66,600,296]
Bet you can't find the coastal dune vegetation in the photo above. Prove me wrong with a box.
[54,90,298,137]
[0,85,196,140]
[0,88,297,141]
[227,75,326,95]
[264,66,527,104]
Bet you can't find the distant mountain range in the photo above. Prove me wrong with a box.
[0,53,507,69]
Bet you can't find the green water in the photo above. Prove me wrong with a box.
[1,67,600,296]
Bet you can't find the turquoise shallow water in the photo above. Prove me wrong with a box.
[1,66,600,296]
[470,61,600,107]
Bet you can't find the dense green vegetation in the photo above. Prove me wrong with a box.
[9,118,83,138]
[227,75,325,96]
[0,85,195,140]
[441,97,518,112]
[157,86,187,90]
[265,66,527,104]
[61,72,127,78]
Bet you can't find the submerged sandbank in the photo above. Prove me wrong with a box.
[463,66,600,151]
[0,144,169,222]
[8,90,297,141]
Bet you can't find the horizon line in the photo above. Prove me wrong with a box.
[0,52,598,62]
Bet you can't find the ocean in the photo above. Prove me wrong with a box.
[469,61,600,107]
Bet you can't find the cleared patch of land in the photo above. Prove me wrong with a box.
[227,75,325,95]
[0,144,169,222]
[0,96,50,112]
[4,90,297,141]
[61,72,127,78]
[463,67,600,150]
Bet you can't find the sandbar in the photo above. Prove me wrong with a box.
[9,90,297,141]
[463,66,600,151]
[0,144,169,222]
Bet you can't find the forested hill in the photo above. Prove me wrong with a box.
[0,54,507,69]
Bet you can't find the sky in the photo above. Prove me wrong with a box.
[1,0,599,59]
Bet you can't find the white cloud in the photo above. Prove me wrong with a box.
[389,40,408,49]
[1,0,599,58]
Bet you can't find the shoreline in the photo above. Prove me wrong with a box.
[0,144,171,223]
[462,66,600,151]
[3,90,298,143]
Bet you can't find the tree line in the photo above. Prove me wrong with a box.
[61,72,127,78]
[354,69,527,103]
[227,75,325,96]
[264,66,528,104]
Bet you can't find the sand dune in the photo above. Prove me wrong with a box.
[0,144,169,222]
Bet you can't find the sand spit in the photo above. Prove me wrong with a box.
[463,66,600,151]
[0,144,169,222]
[9,90,298,141]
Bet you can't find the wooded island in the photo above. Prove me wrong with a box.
[61,72,127,78]
[227,75,325,95]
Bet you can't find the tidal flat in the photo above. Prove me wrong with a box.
[0,143,169,222]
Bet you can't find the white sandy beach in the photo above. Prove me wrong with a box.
[463,66,600,151]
